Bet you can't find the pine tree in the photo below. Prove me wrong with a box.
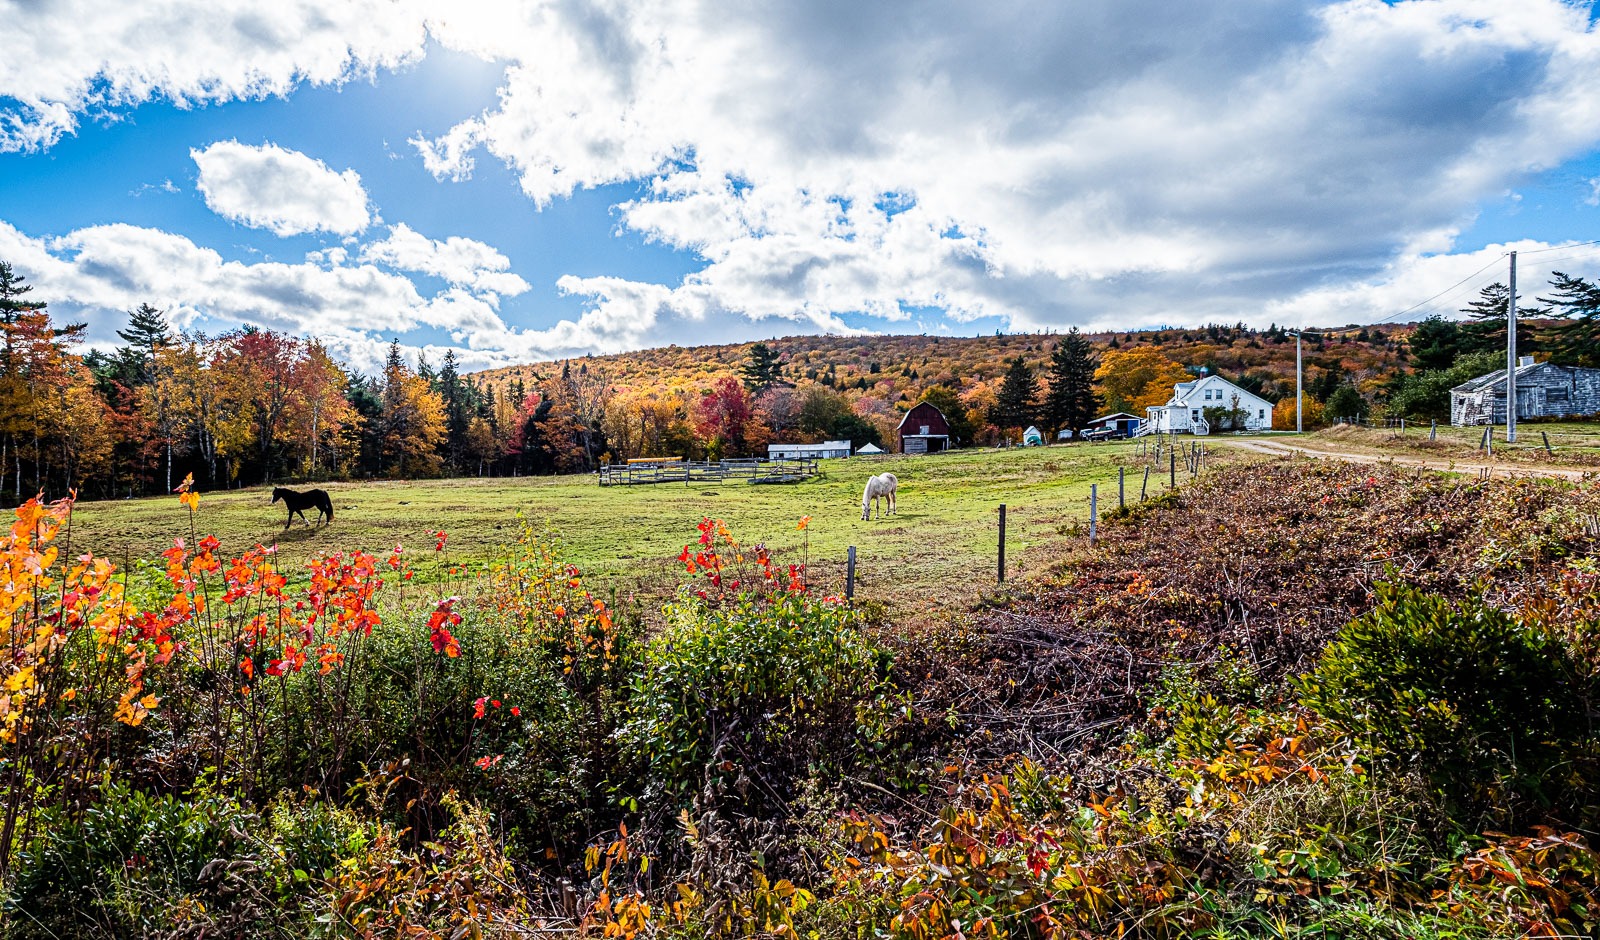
[1457,282,1546,357]
[1540,271,1600,367]
[114,303,174,383]
[739,342,783,395]
[990,356,1039,430]
[1041,329,1100,433]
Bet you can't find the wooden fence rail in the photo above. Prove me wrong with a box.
[597,457,821,486]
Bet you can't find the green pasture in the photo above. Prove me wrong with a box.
[67,442,1190,619]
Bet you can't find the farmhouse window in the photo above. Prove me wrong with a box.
[1549,388,1570,402]
[920,424,930,434]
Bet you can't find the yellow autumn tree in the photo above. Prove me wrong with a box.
[1272,392,1325,430]
[296,342,362,478]
[1093,348,1191,413]
[52,367,114,488]
[378,342,447,478]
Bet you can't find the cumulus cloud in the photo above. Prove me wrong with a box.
[410,0,1600,336]
[10,0,1600,355]
[192,141,372,237]
[359,223,530,297]
[0,219,607,372]
[0,1,430,152]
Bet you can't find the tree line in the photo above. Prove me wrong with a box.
[8,252,1597,499]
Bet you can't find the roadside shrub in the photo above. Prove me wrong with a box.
[1300,582,1597,825]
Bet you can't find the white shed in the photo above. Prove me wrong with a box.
[767,440,853,459]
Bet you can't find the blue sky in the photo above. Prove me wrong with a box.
[4,0,1600,372]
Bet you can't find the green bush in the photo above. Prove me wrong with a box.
[621,588,892,802]
[3,783,279,939]
[1300,583,1596,823]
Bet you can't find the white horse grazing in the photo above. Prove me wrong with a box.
[861,472,898,520]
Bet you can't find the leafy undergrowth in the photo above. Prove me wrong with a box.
[2,461,1600,939]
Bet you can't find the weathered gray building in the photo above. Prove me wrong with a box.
[1450,358,1600,426]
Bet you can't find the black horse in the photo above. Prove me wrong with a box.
[271,487,334,530]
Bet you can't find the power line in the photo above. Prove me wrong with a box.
[1368,255,1506,326]
[1507,238,1600,256]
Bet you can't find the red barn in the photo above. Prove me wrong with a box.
[897,401,951,454]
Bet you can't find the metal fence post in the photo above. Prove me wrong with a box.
[1090,484,1098,543]
[846,546,856,601]
[1118,466,1125,509]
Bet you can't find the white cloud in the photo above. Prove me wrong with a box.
[0,1,430,152]
[0,219,591,372]
[192,141,372,237]
[10,0,1600,355]
[359,223,530,297]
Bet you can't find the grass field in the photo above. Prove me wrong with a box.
[68,442,1202,620]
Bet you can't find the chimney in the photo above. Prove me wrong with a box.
[1518,356,1535,367]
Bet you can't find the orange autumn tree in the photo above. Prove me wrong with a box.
[1093,347,1191,414]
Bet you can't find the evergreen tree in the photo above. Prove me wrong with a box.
[113,303,174,383]
[990,356,1039,430]
[1326,385,1364,422]
[0,262,44,327]
[1457,282,1546,357]
[1041,328,1100,433]
[1408,315,1461,371]
[740,342,784,395]
[434,349,475,473]
[1539,271,1600,367]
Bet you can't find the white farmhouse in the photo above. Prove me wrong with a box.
[1143,374,1273,435]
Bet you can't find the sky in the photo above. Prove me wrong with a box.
[4,0,1600,373]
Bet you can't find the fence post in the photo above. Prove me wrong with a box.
[1170,451,1176,489]
[1141,465,1150,501]
[1090,484,1098,542]
[846,546,856,602]
[1431,420,1437,441]
[1542,431,1553,455]
[997,504,1007,584]
[1118,466,1125,509]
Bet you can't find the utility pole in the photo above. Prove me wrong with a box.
[1294,331,1303,433]
[1506,250,1518,443]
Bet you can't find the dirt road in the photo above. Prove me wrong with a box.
[1223,437,1596,482]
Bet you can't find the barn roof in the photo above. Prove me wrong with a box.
[1088,412,1141,425]
[1450,360,1575,394]
[896,400,947,430]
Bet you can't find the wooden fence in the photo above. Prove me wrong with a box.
[598,457,821,486]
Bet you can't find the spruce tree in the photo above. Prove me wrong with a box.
[990,356,1039,430]
[739,342,783,395]
[1041,328,1100,433]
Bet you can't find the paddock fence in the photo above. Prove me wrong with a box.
[598,457,821,486]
